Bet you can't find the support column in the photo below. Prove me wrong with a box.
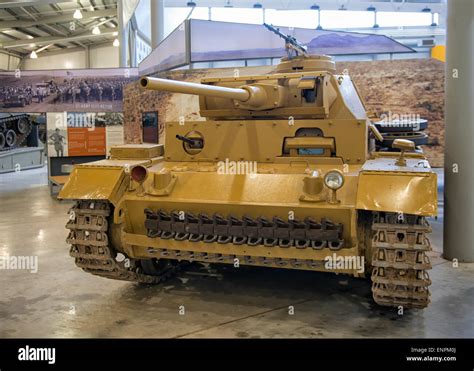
[131,29,138,67]
[117,0,127,67]
[84,45,90,68]
[444,0,474,262]
[151,0,165,48]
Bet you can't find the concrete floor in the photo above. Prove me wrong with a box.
[0,167,473,338]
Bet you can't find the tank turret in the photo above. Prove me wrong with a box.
[139,55,350,120]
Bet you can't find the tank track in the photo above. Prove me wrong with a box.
[147,247,332,271]
[0,114,32,151]
[370,212,432,309]
[65,200,179,284]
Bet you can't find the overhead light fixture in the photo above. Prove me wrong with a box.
[253,3,262,8]
[310,4,320,10]
[113,31,118,36]
[29,44,51,59]
[73,9,83,19]
[92,26,101,35]
[113,38,120,47]
[186,1,196,7]
[368,6,378,28]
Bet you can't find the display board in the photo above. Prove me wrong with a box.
[46,112,124,157]
[0,68,138,113]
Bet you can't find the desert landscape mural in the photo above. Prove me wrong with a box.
[123,58,444,167]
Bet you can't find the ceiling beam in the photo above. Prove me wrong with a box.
[0,1,75,8]
[0,8,117,30]
[146,0,444,12]
[0,49,23,59]
[0,28,116,48]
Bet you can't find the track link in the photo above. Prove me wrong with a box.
[66,200,179,284]
[370,212,432,309]
[145,209,345,250]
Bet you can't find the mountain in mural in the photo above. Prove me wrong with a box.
[306,33,406,53]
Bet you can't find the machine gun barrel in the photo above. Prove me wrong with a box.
[263,23,308,58]
[176,134,195,145]
[140,76,251,102]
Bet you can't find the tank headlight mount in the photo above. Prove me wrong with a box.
[324,170,345,190]
[324,170,345,204]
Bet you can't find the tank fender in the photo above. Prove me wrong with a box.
[58,166,128,205]
[356,171,437,216]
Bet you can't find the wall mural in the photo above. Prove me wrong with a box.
[0,68,138,113]
[139,22,187,75]
[189,20,414,63]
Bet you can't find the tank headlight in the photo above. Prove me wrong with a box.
[324,170,345,190]
[131,165,148,183]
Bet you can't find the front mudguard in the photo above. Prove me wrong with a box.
[356,171,437,217]
[58,166,128,206]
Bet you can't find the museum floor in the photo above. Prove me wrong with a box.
[1,167,473,338]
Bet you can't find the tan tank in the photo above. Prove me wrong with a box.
[59,54,437,309]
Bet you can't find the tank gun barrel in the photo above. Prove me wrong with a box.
[140,76,270,108]
[140,76,250,102]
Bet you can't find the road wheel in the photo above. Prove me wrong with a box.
[17,117,30,134]
[5,129,17,147]
[0,132,5,150]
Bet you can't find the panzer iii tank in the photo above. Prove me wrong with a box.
[0,113,33,150]
[59,51,437,309]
